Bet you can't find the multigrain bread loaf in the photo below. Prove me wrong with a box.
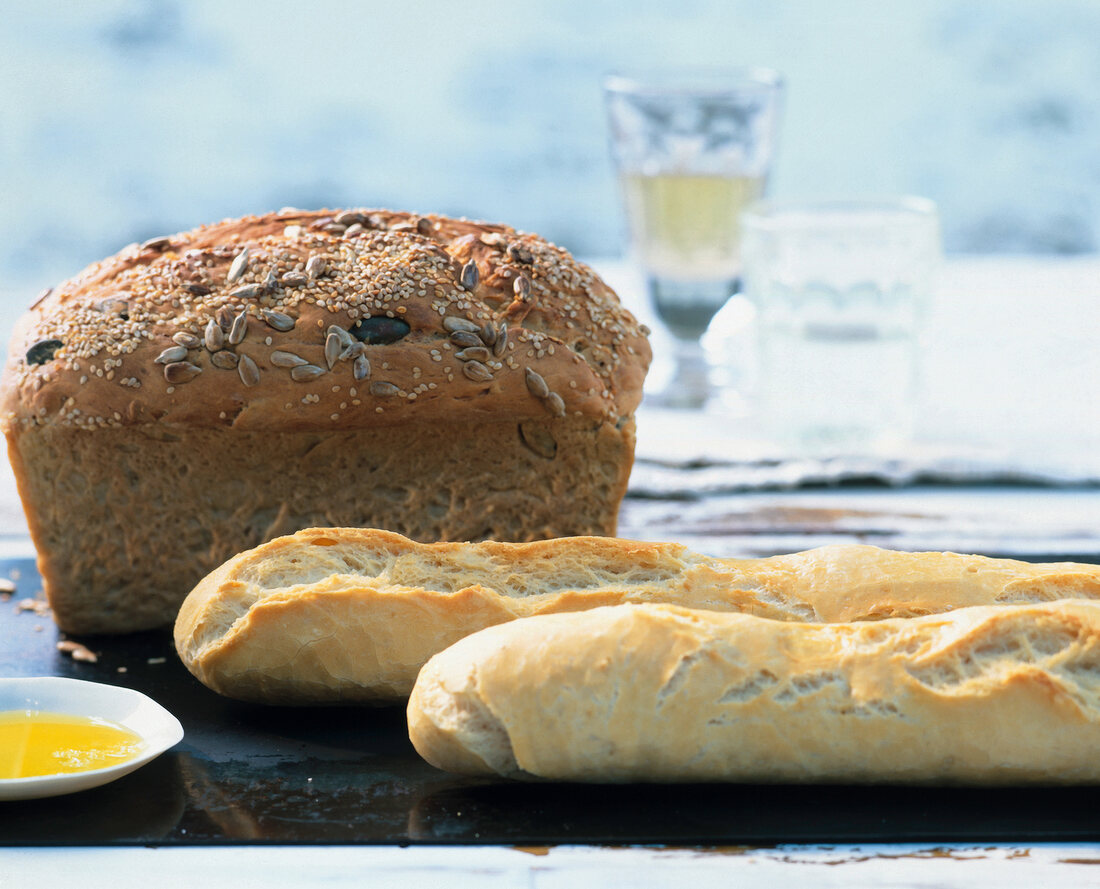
[408,600,1100,783]
[173,527,1100,704]
[0,210,650,633]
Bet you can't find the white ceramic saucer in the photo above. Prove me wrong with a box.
[0,676,184,800]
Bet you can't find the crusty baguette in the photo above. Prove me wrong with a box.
[408,600,1100,783]
[174,526,1100,704]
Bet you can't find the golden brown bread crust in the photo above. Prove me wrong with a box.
[0,209,649,431]
[0,210,649,633]
[173,528,1100,704]
[409,600,1100,783]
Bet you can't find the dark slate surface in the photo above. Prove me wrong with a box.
[4,552,1100,846]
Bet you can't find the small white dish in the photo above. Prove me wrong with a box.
[0,676,184,801]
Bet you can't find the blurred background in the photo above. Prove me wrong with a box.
[1,0,1098,477]
[3,0,1100,291]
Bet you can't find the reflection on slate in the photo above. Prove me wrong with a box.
[4,556,1100,846]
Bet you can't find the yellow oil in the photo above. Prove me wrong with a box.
[0,710,144,779]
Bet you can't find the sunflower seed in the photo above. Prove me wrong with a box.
[141,236,171,251]
[228,310,249,345]
[545,391,566,417]
[460,260,479,291]
[455,346,491,363]
[507,243,534,264]
[344,223,365,237]
[263,310,296,331]
[525,367,549,399]
[185,283,211,296]
[323,223,347,235]
[493,323,508,357]
[519,421,557,459]
[154,346,188,365]
[231,284,260,300]
[271,350,309,368]
[226,247,250,284]
[238,354,260,387]
[215,306,234,332]
[96,297,129,316]
[513,275,531,299]
[416,217,434,235]
[325,333,341,370]
[353,355,371,380]
[335,210,367,227]
[290,364,326,382]
[164,362,202,384]
[204,318,224,352]
[262,269,278,293]
[479,323,497,347]
[340,341,366,360]
[281,271,308,287]
[328,325,354,347]
[305,255,326,280]
[211,350,240,369]
[462,361,493,382]
[448,330,482,349]
[173,332,201,349]
[443,316,480,334]
[369,380,400,396]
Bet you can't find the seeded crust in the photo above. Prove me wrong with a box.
[173,532,1100,704]
[409,600,1100,783]
[1,209,649,430]
[1,210,650,633]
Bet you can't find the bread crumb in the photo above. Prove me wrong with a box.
[57,640,98,663]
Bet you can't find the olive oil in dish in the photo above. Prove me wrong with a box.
[0,710,144,778]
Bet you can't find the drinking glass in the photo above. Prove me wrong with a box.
[740,197,941,452]
[604,68,784,408]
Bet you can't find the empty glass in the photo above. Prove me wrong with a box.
[604,68,784,408]
[741,197,941,452]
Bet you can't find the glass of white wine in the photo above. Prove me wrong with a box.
[604,69,783,408]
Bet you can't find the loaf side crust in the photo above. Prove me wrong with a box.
[20,415,631,633]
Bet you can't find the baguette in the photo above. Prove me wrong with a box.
[174,527,1100,704]
[408,600,1100,783]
